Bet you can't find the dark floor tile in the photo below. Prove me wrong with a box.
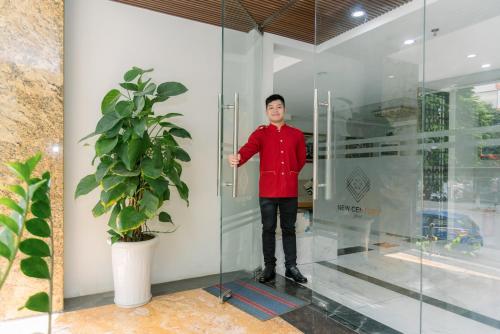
[338,246,373,256]
[281,303,356,334]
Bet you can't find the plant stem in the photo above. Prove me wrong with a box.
[47,216,54,334]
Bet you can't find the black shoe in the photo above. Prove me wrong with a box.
[285,266,308,283]
[258,266,276,283]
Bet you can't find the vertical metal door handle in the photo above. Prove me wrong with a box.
[313,89,319,201]
[232,92,239,198]
[325,91,332,200]
[217,94,222,196]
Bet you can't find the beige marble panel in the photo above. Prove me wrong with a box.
[0,0,64,320]
[54,289,302,334]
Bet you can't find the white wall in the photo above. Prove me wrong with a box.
[64,0,221,298]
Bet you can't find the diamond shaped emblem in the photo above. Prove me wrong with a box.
[346,167,370,202]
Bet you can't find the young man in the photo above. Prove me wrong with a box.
[228,94,307,283]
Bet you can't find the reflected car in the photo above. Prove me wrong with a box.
[420,210,484,250]
[430,191,448,201]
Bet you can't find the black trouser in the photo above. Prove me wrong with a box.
[259,197,298,268]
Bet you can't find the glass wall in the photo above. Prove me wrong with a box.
[310,0,500,333]
[421,0,500,333]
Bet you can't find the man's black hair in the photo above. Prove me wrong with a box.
[265,94,285,108]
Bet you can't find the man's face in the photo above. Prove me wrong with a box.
[266,100,285,123]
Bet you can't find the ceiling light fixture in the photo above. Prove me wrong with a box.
[352,10,366,18]
[404,39,415,45]
[388,75,395,79]
[467,54,477,58]
[481,64,491,69]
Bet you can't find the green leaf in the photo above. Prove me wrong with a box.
[75,174,98,198]
[119,82,138,91]
[101,183,127,206]
[153,94,169,103]
[0,240,11,260]
[138,77,152,91]
[0,228,16,260]
[125,177,139,197]
[92,201,106,217]
[139,190,160,218]
[135,83,156,96]
[107,204,122,233]
[119,138,146,170]
[20,238,51,257]
[163,187,171,201]
[122,128,133,142]
[101,175,126,191]
[117,206,147,233]
[112,163,140,176]
[163,113,184,118]
[104,121,123,138]
[159,211,172,223]
[134,95,145,112]
[162,132,179,147]
[174,147,191,162]
[31,201,51,219]
[4,185,26,199]
[133,118,147,137]
[26,218,51,238]
[156,82,188,97]
[141,158,162,179]
[170,127,192,139]
[166,168,181,187]
[124,68,141,82]
[25,153,42,175]
[22,292,49,312]
[95,112,122,134]
[101,89,121,114]
[0,197,24,214]
[95,160,116,182]
[176,181,189,206]
[20,257,50,279]
[115,100,134,118]
[96,136,119,156]
[5,162,30,182]
[145,177,169,198]
[172,160,182,177]
[29,179,48,200]
[0,214,19,235]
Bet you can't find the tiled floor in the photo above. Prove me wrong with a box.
[274,232,500,334]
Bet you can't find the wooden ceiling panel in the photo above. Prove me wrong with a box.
[112,0,412,44]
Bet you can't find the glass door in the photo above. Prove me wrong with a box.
[218,0,263,301]
[311,0,426,332]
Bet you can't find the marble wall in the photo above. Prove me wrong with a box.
[0,0,64,319]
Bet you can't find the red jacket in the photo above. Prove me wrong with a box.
[238,123,306,198]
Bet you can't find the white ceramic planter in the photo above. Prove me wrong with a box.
[111,235,158,308]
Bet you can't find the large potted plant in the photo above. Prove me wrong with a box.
[75,67,191,308]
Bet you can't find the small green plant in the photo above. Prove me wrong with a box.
[0,153,53,332]
[75,67,191,243]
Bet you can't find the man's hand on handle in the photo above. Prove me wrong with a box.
[228,154,241,167]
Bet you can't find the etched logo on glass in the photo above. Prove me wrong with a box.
[346,167,370,202]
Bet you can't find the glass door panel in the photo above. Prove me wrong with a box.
[218,0,263,300]
[421,1,500,333]
[312,1,426,332]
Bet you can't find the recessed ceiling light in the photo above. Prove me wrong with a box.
[352,10,366,18]
[388,75,395,79]
[482,64,491,69]
[404,39,415,45]
[467,54,477,58]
